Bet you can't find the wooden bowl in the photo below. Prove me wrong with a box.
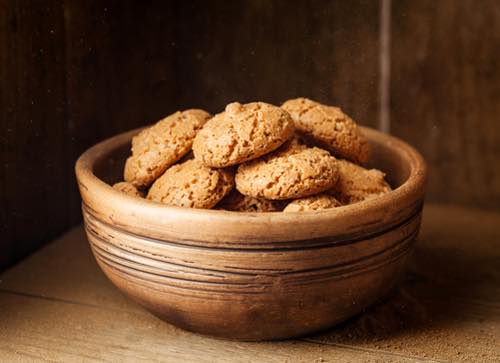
[75,126,427,341]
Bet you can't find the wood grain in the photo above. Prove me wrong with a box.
[63,1,179,224]
[391,0,500,210]
[0,0,69,270]
[1,1,181,270]
[175,0,380,127]
[309,204,500,362]
[1,204,498,362]
[0,293,424,363]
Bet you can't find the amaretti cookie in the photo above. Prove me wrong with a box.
[216,190,285,212]
[282,97,369,164]
[112,181,144,198]
[330,159,392,204]
[283,194,342,213]
[193,102,294,168]
[124,109,211,187]
[235,143,339,200]
[147,159,233,209]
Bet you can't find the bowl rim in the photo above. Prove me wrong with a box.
[76,126,427,244]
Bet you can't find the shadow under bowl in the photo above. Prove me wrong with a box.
[75,126,427,341]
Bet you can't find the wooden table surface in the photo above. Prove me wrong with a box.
[0,204,499,362]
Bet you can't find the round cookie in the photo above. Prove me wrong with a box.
[235,144,339,200]
[329,159,392,204]
[216,190,285,212]
[283,194,342,213]
[124,109,211,187]
[281,97,369,164]
[147,159,233,209]
[193,102,294,168]
[112,181,144,198]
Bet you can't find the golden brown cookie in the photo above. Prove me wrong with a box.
[112,181,144,198]
[124,109,211,187]
[235,145,338,200]
[329,159,392,204]
[216,190,285,212]
[147,159,233,209]
[283,194,342,213]
[282,97,369,164]
[193,102,294,168]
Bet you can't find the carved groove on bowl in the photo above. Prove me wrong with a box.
[82,200,423,249]
[83,204,422,296]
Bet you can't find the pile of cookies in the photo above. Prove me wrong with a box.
[113,98,391,212]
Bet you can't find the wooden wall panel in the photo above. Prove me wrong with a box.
[6,0,499,271]
[0,1,69,270]
[63,1,179,224]
[391,0,500,209]
[175,0,380,127]
[2,0,383,272]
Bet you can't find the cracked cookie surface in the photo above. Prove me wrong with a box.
[124,109,211,187]
[282,97,369,164]
[235,144,338,200]
[112,181,144,198]
[147,159,234,209]
[283,194,342,212]
[193,102,294,168]
[329,159,392,204]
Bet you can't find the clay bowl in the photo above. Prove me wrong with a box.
[75,126,427,341]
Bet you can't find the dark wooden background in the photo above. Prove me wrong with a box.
[1,0,499,271]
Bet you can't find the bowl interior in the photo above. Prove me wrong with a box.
[93,142,130,186]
